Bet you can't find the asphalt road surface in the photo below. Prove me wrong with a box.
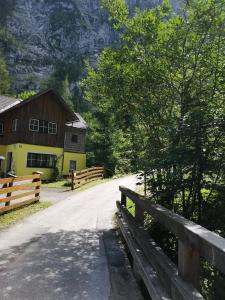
[0,176,143,300]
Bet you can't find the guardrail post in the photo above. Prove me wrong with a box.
[121,192,127,207]
[178,240,200,289]
[32,171,42,200]
[135,204,144,226]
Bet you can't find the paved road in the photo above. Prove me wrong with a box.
[0,176,143,300]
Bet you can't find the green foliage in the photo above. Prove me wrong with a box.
[83,0,225,296]
[43,57,85,110]
[18,90,36,100]
[0,53,10,94]
[84,0,225,219]
[101,0,129,30]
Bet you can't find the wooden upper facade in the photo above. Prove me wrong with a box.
[0,89,87,153]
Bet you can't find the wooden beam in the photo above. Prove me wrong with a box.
[178,241,200,289]
[116,212,171,300]
[0,189,41,204]
[0,174,40,185]
[119,186,225,275]
[0,197,40,214]
[75,170,104,180]
[0,182,40,195]
[117,202,203,300]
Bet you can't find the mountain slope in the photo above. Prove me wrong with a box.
[2,0,180,93]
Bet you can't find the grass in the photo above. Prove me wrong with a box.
[75,178,112,192]
[0,202,53,231]
[42,172,134,189]
[0,175,127,231]
[126,184,145,217]
[127,198,135,216]
[42,178,112,190]
[42,180,68,189]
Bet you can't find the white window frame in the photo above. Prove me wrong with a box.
[39,120,48,134]
[69,160,77,171]
[29,119,39,132]
[27,152,56,168]
[12,119,18,132]
[0,123,3,135]
[48,122,57,135]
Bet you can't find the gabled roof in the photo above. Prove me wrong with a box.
[0,89,76,121]
[66,113,88,130]
[0,95,22,114]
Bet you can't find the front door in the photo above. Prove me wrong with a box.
[7,152,13,173]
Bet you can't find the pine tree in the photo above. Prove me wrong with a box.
[0,53,10,94]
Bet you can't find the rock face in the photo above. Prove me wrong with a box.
[4,0,179,91]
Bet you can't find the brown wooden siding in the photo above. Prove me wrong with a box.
[64,128,86,153]
[0,91,72,148]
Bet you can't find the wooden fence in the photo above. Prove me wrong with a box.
[117,186,225,299]
[0,172,41,215]
[70,167,105,190]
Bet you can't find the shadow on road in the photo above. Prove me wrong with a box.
[0,229,143,300]
[0,230,110,300]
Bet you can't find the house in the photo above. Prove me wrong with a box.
[0,89,87,180]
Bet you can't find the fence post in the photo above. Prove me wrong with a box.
[5,173,17,207]
[2,183,8,206]
[71,170,75,190]
[178,240,200,289]
[121,192,127,207]
[32,172,42,200]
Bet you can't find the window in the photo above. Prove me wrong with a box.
[39,120,48,134]
[0,123,3,135]
[29,119,58,134]
[71,134,78,143]
[69,160,76,171]
[29,119,39,132]
[48,122,57,134]
[27,153,56,168]
[12,119,18,132]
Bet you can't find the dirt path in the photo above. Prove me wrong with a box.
[0,176,143,300]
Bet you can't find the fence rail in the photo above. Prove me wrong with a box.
[70,167,105,190]
[117,186,225,299]
[0,172,41,214]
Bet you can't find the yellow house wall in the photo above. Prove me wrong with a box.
[0,144,87,180]
[63,152,86,175]
[14,144,64,180]
[0,145,7,174]
[0,144,63,180]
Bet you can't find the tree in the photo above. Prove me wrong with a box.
[61,76,74,109]
[18,90,36,100]
[0,53,10,94]
[83,0,225,224]
[43,72,74,109]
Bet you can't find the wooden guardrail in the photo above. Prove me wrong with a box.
[0,172,41,215]
[117,186,225,299]
[70,167,105,190]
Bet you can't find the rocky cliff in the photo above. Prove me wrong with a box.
[2,0,179,92]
